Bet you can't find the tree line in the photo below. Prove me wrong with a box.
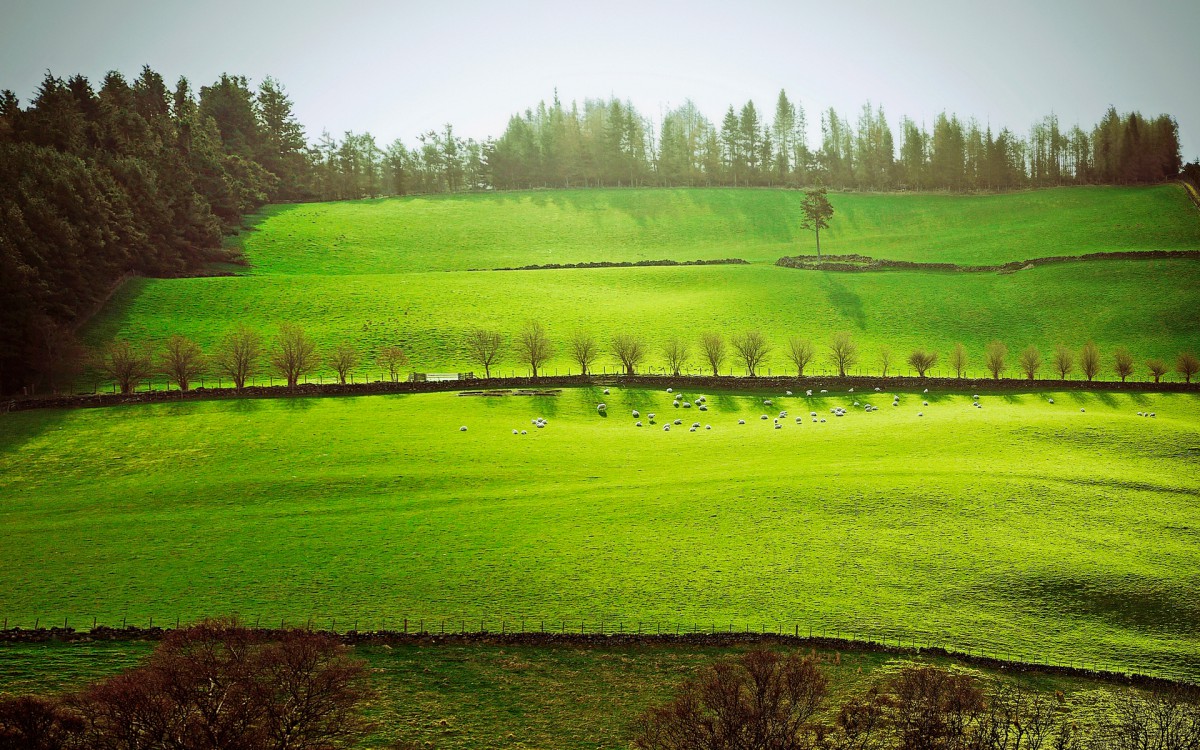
[82,324,1200,395]
[1,66,1190,394]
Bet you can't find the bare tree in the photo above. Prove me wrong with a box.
[1079,341,1101,382]
[828,331,858,377]
[879,345,893,377]
[1019,345,1042,381]
[886,666,985,750]
[1107,684,1200,750]
[270,324,318,388]
[985,340,1007,380]
[71,619,371,750]
[27,316,85,394]
[377,345,408,382]
[214,326,262,390]
[788,336,815,376]
[464,329,504,378]
[731,330,771,376]
[515,321,554,378]
[328,343,360,384]
[907,349,938,378]
[611,333,647,375]
[700,332,726,376]
[1176,352,1199,384]
[662,337,690,377]
[160,334,205,392]
[94,339,154,394]
[949,343,967,378]
[570,330,599,375]
[1146,358,1167,383]
[1113,347,1134,382]
[1053,344,1074,380]
[634,650,828,750]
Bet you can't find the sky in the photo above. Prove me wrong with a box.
[3,0,1199,160]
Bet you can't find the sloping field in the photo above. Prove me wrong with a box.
[240,185,1200,274]
[87,260,1200,381]
[2,388,1199,680]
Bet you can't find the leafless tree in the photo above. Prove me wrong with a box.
[377,345,408,382]
[949,343,967,379]
[1053,345,1074,380]
[828,332,858,377]
[886,666,984,750]
[214,326,262,390]
[731,330,771,376]
[27,316,85,394]
[1019,345,1042,381]
[1079,341,1101,382]
[1176,352,1199,384]
[985,341,1008,380]
[879,345,893,377]
[908,349,938,378]
[662,337,691,377]
[270,324,318,388]
[634,650,828,750]
[464,329,504,378]
[160,335,206,392]
[1146,358,1167,383]
[1106,684,1200,750]
[788,336,816,376]
[611,333,647,375]
[94,339,154,394]
[328,343,360,384]
[1113,347,1134,382]
[515,321,554,378]
[569,330,599,375]
[700,332,726,376]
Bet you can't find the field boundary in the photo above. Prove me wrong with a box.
[6,373,1198,413]
[1,624,1193,691]
[776,249,1200,274]
[469,258,750,272]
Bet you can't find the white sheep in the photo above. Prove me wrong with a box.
[874,387,881,391]
[674,419,682,425]
[786,390,793,395]
[520,430,527,435]
[699,405,708,411]
[917,412,923,417]
[632,410,640,418]
[795,416,802,422]
[1048,398,1054,404]
[923,388,929,393]
[820,418,826,423]
[635,421,643,427]
[460,426,468,431]
[1150,413,1156,417]
[820,389,828,393]
[1081,408,1086,412]
[761,414,769,420]
[923,401,928,406]
[775,423,782,429]
[667,387,673,393]
[806,389,813,396]
[738,419,746,425]
[648,413,656,419]
[849,388,855,393]
[764,399,773,406]
[597,404,607,412]
[693,422,701,428]
[531,419,538,425]
[537,422,545,428]
[603,388,610,395]
[683,402,692,408]
[512,429,519,435]
[664,424,671,431]
[853,401,860,407]
[972,394,979,400]
[706,425,712,430]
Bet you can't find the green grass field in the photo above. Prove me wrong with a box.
[240,185,1200,273]
[0,639,1124,749]
[3,387,1199,680]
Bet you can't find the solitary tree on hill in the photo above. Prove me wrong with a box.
[799,187,834,259]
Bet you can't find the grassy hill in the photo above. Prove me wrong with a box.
[3,387,1199,680]
[241,185,1200,273]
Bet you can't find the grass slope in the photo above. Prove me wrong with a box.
[3,388,1199,680]
[0,640,1122,749]
[86,260,1200,382]
[240,185,1200,274]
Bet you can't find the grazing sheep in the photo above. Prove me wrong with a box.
[699,405,708,411]
[874,387,881,391]
[917,412,923,417]
[1150,413,1156,417]
[690,427,696,432]
[972,394,979,400]
[786,390,793,395]
[775,423,782,429]
[761,414,769,420]
[820,389,828,393]
[795,417,802,423]
[706,425,712,430]
[673,401,680,408]
[460,426,468,431]
[603,388,610,395]
[635,421,643,427]
[820,418,826,423]
[597,404,607,412]
[923,388,929,393]
[521,430,528,435]
[779,411,787,418]
[683,402,692,408]
[853,401,860,407]
[764,399,773,406]
[1080,408,1086,412]
[738,419,746,425]
[849,388,855,393]
[806,389,813,396]
[1048,398,1054,404]
[674,419,682,425]
[513,429,519,435]
[693,422,701,428]
[923,401,929,406]
[667,388,673,393]
[664,425,671,431]
[1138,412,1144,417]
[537,423,545,428]
[532,419,539,425]
[632,410,640,418]
[648,413,656,419]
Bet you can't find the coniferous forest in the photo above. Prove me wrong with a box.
[0,67,1190,392]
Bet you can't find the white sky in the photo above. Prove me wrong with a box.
[3,0,1199,159]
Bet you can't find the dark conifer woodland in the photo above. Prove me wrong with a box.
[0,68,1188,391]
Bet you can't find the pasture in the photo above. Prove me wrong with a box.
[2,386,1199,680]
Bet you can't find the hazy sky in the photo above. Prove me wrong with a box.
[3,0,1199,159]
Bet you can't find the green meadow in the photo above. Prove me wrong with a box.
[0,639,1125,749]
[3,387,1199,680]
[239,185,1200,273]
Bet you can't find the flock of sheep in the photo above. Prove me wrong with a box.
[455,386,1157,434]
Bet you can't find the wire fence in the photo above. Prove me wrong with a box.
[0,613,1154,681]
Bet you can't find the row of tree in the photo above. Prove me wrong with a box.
[83,325,1200,395]
[322,93,1184,198]
[1,68,311,393]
